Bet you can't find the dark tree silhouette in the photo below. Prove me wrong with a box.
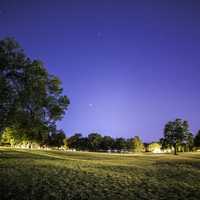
[88,133,102,151]
[194,130,200,148]
[0,37,69,144]
[100,136,114,150]
[162,119,191,155]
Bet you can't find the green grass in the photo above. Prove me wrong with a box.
[0,148,200,200]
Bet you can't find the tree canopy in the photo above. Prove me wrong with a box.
[131,136,144,152]
[161,119,192,155]
[67,133,142,152]
[0,37,69,146]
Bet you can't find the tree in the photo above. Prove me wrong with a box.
[131,136,144,152]
[78,137,89,151]
[100,136,114,151]
[88,133,102,151]
[160,137,171,150]
[50,130,66,148]
[126,138,133,151]
[113,138,127,151]
[1,127,18,146]
[194,130,200,148]
[0,38,69,143]
[0,127,30,147]
[185,132,194,152]
[63,137,69,150]
[68,133,82,149]
[162,119,191,155]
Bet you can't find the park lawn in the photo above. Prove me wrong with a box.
[0,148,200,200]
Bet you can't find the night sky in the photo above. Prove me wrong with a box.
[0,0,200,142]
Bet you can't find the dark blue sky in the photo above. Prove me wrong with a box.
[0,0,200,142]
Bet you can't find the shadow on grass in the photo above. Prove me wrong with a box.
[0,159,200,200]
[154,159,200,170]
[0,149,65,161]
[0,149,200,200]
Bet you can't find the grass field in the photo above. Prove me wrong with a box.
[0,148,200,200]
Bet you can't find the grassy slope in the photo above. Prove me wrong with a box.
[0,148,200,200]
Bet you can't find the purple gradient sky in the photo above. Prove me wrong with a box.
[0,0,200,142]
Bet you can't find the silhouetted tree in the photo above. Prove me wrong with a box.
[0,38,69,143]
[194,130,200,148]
[113,137,127,151]
[185,132,194,151]
[126,138,133,151]
[78,137,89,151]
[162,119,191,155]
[100,136,114,151]
[50,130,66,147]
[88,133,102,151]
[68,133,82,149]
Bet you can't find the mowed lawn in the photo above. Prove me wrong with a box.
[0,148,200,200]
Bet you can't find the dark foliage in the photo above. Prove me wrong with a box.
[0,37,69,146]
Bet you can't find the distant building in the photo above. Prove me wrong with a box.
[147,142,172,153]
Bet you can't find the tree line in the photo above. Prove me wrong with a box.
[67,134,144,152]
[1,38,200,154]
[66,127,200,154]
[1,119,200,155]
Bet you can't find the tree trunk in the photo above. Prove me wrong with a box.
[174,144,177,155]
